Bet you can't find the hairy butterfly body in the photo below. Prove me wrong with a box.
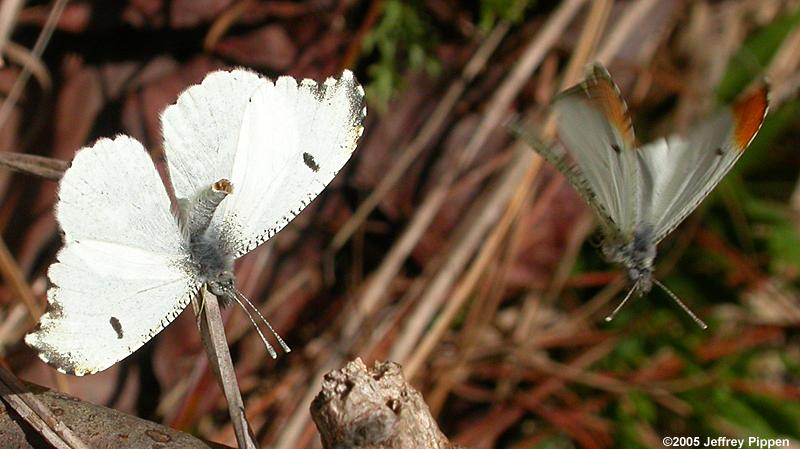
[26,69,366,375]
[512,64,768,327]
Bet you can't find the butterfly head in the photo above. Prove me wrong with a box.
[206,270,235,298]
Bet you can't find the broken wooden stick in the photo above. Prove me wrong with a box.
[310,358,464,449]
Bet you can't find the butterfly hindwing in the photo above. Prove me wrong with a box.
[25,136,199,375]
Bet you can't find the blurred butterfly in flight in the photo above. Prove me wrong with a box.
[25,70,367,375]
[511,63,768,328]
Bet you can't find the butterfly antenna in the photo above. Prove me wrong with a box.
[653,279,708,329]
[605,281,638,323]
[225,290,277,359]
[233,289,291,354]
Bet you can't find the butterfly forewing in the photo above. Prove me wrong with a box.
[213,71,366,257]
[25,136,199,375]
[163,69,365,258]
[552,64,641,239]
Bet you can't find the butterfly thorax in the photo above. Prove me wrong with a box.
[178,180,236,297]
[189,231,235,296]
[603,223,656,295]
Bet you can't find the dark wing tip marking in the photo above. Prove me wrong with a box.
[110,317,123,339]
[732,84,769,151]
[303,152,320,172]
[34,344,88,376]
[611,144,621,153]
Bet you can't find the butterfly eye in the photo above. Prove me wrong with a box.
[218,271,234,285]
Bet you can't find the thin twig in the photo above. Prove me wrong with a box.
[342,0,586,349]
[0,364,90,449]
[194,288,258,449]
[203,0,255,51]
[399,0,610,373]
[339,0,385,70]
[515,210,594,340]
[0,152,68,180]
[3,41,53,92]
[402,145,534,376]
[515,350,628,394]
[516,339,618,408]
[0,0,24,67]
[595,0,663,64]
[330,20,510,252]
[0,0,67,131]
[0,235,41,323]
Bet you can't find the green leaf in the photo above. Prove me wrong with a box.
[479,0,533,31]
[742,394,800,440]
[627,389,658,423]
[709,389,776,435]
[744,197,800,274]
[362,0,441,108]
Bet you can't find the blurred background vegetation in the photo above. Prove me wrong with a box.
[1,0,799,448]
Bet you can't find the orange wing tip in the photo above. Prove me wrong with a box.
[553,63,637,149]
[580,64,637,150]
[732,84,769,151]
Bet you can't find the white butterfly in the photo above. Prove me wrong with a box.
[512,64,768,327]
[25,69,366,375]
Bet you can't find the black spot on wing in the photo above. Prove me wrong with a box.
[715,147,724,156]
[611,144,621,153]
[303,152,320,172]
[110,317,123,339]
